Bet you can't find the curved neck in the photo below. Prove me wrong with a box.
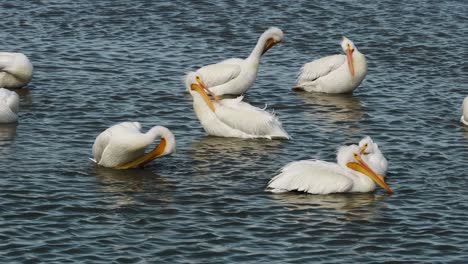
[248,34,268,62]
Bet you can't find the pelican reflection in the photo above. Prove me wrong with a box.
[297,92,363,123]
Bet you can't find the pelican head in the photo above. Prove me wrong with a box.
[358,135,375,155]
[341,37,357,77]
[261,27,284,55]
[338,145,393,194]
[187,73,217,112]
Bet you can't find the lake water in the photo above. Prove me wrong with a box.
[1,0,467,263]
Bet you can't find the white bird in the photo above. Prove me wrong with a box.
[0,52,33,89]
[187,75,289,139]
[0,88,19,123]
[266,144,393,195]
[185,27,284,96]
[358,136,388,177]
[92,122,176,169]
[461,96,468,126]
[295,37,367,94]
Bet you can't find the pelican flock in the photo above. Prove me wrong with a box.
[187,74,289,139]
[92,122,176,169]
[266,138,393,194]
[0,52,33,89]
[0,88,19,123]
[185,27,283,96]
[6,27,404,195]
[461,97,468,126]
[295,37,367,94]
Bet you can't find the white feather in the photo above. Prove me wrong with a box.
[92,122,175,168]
[0,88,19,123]
[266,144,387,194]
[185,27,284,96]
[461,96,468,126]
[297,55,345,84]
[295,37,367,94]
[215,96,289,139]
[0,52,33,89]
[358,136,388,176]
[267,160,353,194]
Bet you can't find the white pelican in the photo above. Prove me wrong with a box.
[0,88,19,123]
[266,144,393,194]
[0,52,33,89]
[358,136,388,176]
[294,37,367,94]
[92,122,176,169]
[185,27,284,96]
[461,96,468,126]
[187,75,289,139]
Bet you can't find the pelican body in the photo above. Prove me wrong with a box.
[0,52,33,89]
[92,122,176,169]
[295,37,366,94]
[461,97,468,126]
[266,144,392,195]
[185,27,283,96]
[187,75,289,139]
[0,88,19,123]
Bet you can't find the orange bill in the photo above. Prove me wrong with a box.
[195,76,221,103]
[346,47,355,77]
[115,138,167,170]
[190,83,215,112]
[347,154,393,194]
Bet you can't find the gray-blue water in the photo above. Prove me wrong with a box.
[1,0,467,263]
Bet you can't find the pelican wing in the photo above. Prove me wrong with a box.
[267,160,353,194]
[215,96,287,138]
[92,122,143,163]
[197,63,242,87]
[0,89,19,113]
[297,55,345,82]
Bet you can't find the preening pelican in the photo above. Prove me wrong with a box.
[358,136,388,177]
[92,122,176,169]
[266,144,393,194]
[0,88,19,123]
[461,96,468,126]
[185,27,283,96]
[187,75,289,139]
[294,37,366,94]
[0,52,33,89]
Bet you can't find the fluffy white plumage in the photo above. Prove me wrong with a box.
[188,78,289,139]
[185,27,284,96]
[295,37,366,94]
[266,144,392,194]
[358,136,388,176]
[461,96,468,126]
[0,52,33,89]
[0,88,20,123]
[92,122,176,169]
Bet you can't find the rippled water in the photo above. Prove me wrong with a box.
[1,0,467,262]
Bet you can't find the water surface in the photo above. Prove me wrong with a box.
[1,0,467,263]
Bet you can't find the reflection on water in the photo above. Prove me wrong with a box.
[270,192,388,221]
[0,124,17,156]
[189,136,284,173]
[296,92,363,123]
[93,166,174,207]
